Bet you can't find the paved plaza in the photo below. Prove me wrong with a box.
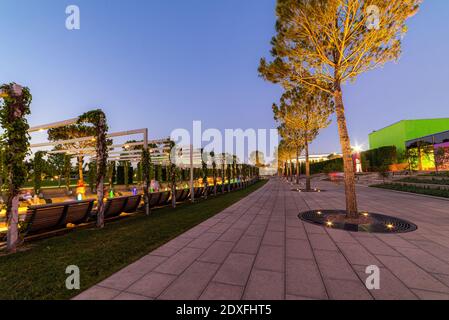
[76,178,449,300]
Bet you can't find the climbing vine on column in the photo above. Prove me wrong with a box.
[78,109,108,228]
[0,83,32,253]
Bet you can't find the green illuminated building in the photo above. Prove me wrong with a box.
[369,118,449,153]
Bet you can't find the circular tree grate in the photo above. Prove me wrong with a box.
[291,188,325,193]
[299,210,417,234]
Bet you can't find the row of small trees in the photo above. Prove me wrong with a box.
[260,0,420,218]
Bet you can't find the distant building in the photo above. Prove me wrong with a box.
[369,118,449,153]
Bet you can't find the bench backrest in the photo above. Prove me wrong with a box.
[123,195,142,213]
[149,192,162,207]
[65,200,94,225]
[104,196,128,218]
[25,203,66,234]
[157,191,171,206]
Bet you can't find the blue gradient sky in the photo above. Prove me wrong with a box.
[1,0,448,154]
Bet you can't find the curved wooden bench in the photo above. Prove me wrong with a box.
[23,203,67,235]
[123,195,142,213]
[157,191,171,206]
[148,192,161,207]
[65,200,95,225]
[103,196,128,219]
[194,187,204,199]
[175,189,190,202]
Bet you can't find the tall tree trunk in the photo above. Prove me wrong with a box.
[290,158,293,182]
[334,82,358,217]
[296,148,300,184]
[305,141,311,191]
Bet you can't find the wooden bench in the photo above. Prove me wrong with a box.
[122,195,142,213]
[22,199,94,235]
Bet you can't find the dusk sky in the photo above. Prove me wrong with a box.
[1,0,448,155]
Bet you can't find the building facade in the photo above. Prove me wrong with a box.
[369,118,449,153]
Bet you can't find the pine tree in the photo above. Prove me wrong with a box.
[260,0,420,217]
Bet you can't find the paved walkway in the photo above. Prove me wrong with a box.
[75,178,449,300]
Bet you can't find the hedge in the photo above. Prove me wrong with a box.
[361,146,397,172]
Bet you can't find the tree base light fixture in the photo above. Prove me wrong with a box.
[299,210,417,234]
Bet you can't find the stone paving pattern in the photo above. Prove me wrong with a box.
[75,178,449,300]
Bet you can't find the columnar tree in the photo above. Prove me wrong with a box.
[201,149,209,199]
[274,87,333,190]
[78,110,108,228]
[260,0,420,217]
[48,153,65,187]
[0,83,32,253]
[210,151,217,195]
[33,151,46,195]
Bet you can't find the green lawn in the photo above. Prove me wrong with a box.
[0,180,266,300]
[372,183,449,199]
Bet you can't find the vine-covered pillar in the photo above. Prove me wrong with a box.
[0,83,32,253]
[78,110,108,228]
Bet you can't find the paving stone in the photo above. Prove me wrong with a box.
[198,241,235,264]
[213,253,255,286]
[243,270,284,300]
[262,231,284,247]
[200,282,244,300]
[233,235,262,255]
[314,250,359,281]
[254,245,284,272]
[159,262,220,300]
[309,233,338,251]
[286,226,308,240]
[153,247,204,275]
[126,272,177,298]
[98,255,167,290]
[286,258,327,299]
[337,242,382,266]
[286,239,314,260]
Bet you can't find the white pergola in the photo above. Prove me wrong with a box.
[27,118,205,204]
